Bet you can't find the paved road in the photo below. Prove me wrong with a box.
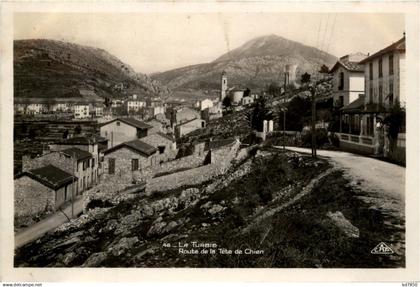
[15,197,84,249]
[281,147,405,202]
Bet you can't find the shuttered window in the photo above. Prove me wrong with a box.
[108,158,115,174]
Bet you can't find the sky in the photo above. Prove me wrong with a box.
[14,12,405,74]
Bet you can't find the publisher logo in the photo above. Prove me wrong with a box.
[371,242,394,255]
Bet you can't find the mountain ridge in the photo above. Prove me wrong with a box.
[14,39,171,100]
[152,34,337,91]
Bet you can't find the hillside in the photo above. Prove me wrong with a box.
[152,34,337,91]
[14,39,170,100]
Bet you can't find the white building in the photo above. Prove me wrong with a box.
[74,104,90,119]
[329,53,367,107]
[126,100,146,113]
[199,98,214,111]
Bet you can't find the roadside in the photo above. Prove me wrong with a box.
[15,196,84,249]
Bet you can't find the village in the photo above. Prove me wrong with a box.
[13,32,407,268]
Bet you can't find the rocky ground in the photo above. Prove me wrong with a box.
[14,148,405,268]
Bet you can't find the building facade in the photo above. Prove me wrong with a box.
[100,118,153,148]
[329,53,367,107]
[103,139,158,182]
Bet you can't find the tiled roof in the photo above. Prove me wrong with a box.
[359,36,405,64]
[61,147,92,161]
[59,136,96,145]
[104,139,157,156]
[329,59,364,73]
[341,96,365,113]
[100,117,153,130]
[21,164,76,190]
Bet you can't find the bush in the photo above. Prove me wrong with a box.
[302,128,329,148]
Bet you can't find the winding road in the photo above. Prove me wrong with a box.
[282,147,405,204]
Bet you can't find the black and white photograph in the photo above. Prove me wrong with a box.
[1,1,419,283]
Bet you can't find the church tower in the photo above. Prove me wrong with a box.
[220,70,228,101]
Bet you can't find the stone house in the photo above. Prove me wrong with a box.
[14,164,77,224]
[329,53,367,107]
[100,117,153,148]
[140,132,177,162]
[145,118,166,134]
[167,107,201,128]
[49,136,103,187]
[103,139,158,182]
[201,103,223,122]
[175,118,206,138]
[23,147,96,195]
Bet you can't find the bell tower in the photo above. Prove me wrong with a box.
[220,70,228,101]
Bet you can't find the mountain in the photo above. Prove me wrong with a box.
[14,39,170,100]
[152,34,337,91]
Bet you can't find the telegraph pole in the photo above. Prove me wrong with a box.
[282,66,289,150]
[310,85,317,159]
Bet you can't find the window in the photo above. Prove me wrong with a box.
[369,63,373,80]
[389,81,394,106]
[378,58,383,78]
[389,54,394,75]
[116,121,120,126]
[108,158,115,174]
[83,161,86,171]
[338,72,344,90]
[92,158,95,168]
[379,84,383,105]
[158,146,165,154]
[87,159,90,168]
[132,158,139,171]
[104,131,108,137]
[369,86,373,103]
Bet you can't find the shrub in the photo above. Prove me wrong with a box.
[302,128,329,147]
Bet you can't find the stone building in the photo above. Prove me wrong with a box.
[175,118,206,138]
[103,139,158,182]
[14,164,77,225]
[140,132,177,162]
[49,136,103,188]
[167,107,201,128]
[329,53,367,107]
[23,147,96,195]
[100,117,153,148]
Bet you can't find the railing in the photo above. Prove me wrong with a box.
[337,133,374,148]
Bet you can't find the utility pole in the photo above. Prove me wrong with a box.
[71,155,75,218]
[283,66,289,150]
[310,85,317,159]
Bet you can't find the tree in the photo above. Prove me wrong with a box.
[63,130,69,139]
[267,82,282,97]
[222,96,232,108]
[74,125,82,135]
[384,100,406,141]
[279,96,312,131]
[247,96,271,132]
[319,64,330,74]
[301,72,311,84]
[104,97,112,108]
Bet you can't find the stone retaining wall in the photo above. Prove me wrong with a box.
[145,141,241,194]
